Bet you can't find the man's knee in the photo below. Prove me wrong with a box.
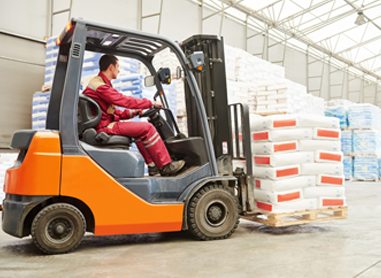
[141,122,156,133]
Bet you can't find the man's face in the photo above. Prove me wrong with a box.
[110,61,120,79]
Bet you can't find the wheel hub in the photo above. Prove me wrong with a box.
[46,218,74,242]
[205,201,228,227]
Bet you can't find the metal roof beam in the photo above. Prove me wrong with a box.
[300,9,355,34]
[299,0,380,35]
[336,34,381,54]
[219,0,381,80]
[354,52,381,65]
[344,0,381,31]
[292,1,347,30]
[202,0,244,20]
[276,0,333,26]
[255,0,284,13]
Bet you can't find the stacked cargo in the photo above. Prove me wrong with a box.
[349,104,381,181]
[326,102,381,181]
[325,102,352,180]
[32,91,51,130]
[251,114,346,214]
[225,45,325,115]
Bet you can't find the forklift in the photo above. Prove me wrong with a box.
[2,19,254,254]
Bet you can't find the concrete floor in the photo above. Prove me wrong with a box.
[0,182,380,278]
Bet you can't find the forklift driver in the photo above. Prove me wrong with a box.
[82,54,186,176]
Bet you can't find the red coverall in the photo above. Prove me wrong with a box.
[82,72,172,168]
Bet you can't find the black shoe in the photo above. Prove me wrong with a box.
[148,165,161,177]
[160,160,186,176]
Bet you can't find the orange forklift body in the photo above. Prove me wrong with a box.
[5,132,183,235]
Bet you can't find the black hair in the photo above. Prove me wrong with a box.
[99,54,118,71]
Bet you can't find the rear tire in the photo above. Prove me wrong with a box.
[31,203,86,254]
[187,184,239,240]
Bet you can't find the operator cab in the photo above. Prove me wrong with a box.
[47,19,215,192]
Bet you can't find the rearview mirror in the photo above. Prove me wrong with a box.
[144,75,155,87]
[176,66,183,79]
[157,67,171,85]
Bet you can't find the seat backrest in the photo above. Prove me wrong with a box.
[78,95,102,134]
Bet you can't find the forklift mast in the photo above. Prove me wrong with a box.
[181,35,254,212]
[181,35,231,159]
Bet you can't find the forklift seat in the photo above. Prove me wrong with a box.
[78,95,131,149]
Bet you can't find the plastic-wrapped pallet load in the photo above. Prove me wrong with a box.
[32,91,51,130]
[343,156,353,180]
[341,130,352,155]
[324,101,381,181]
[353,156,379,181]
[348,104,381,129]
[252,114,346,214]
[325,106,348,129]
[352,130,381,155]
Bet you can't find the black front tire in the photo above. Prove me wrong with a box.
[31,203,86,254]
[187,184,239,240]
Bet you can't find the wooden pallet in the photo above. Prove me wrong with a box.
[352,179,379,182]
[242,207,347,227]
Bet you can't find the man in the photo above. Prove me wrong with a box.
[82,54,185,176]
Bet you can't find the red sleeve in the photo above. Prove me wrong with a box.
[97,85,153,109]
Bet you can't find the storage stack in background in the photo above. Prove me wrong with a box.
[326,101,381,181]
[349,104,381,181]
[225,45,325,116]
[251,114,345,214]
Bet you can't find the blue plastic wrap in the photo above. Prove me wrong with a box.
[353,156,379,180]
[343,156,353,180]
[352,130,381,156]
[348,104,381,129]
[325,106,348,128]
[32,92,51,130]
[341,130,352,155]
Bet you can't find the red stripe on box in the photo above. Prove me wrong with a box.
[254,156,270,165]
[319,152,342,162]
[256,201,272,211]
[321,176,344,185]
[317,129,340,139]
[253,132,269,141]
[322,199,344,206]
[273,119,297,128]
[276,167,299,177]
[255,180,261,188]
[277,191,301,202]
[274,142,297,152]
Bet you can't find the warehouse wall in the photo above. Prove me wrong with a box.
[0,0,47,147]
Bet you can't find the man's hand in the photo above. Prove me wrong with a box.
[131,109,143,117]
[107,105,115,114]
[152,101,163,108]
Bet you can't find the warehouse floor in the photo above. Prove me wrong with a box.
[0,182,380,278]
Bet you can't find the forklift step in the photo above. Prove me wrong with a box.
[242,207,347,227]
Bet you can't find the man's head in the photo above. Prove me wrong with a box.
[99,54,120,79]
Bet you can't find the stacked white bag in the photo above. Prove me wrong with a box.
[251,114,346,214]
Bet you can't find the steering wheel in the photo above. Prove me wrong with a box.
[140,107,160,118]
